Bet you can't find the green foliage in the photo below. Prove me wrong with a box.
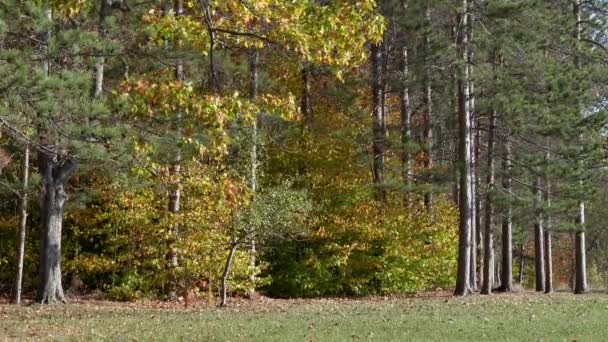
[264,197,458,297]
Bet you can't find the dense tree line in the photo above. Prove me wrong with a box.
[0,0,607,305]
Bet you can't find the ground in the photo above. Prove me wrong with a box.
[1,292,607,341]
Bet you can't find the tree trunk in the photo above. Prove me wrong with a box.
[13,144,29,304]
[167,0,184,301]
[422,6,433,210]
[248,49,259,299]
[533,177,545,292]
[544,230,553,294]
[518,240,525,286]
[499,136,513,292]
[454,0,472,296]
[35,7,75,305]
[400,46,413,207]
[469,118,478,291]
[220,242,238,307]
[481,109,497,295]
[573,0,588,296]
[494,249,501,286]
[544,160,553,294]
[92,0,112,98]
[574,228,588,294]
[36,155,77,304]
[370,42,386,201]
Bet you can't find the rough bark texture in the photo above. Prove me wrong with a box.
[499,137,513,292]
[481,109,496,295]
[13,144,29,304]
[36,155,77,304]
[533,176,545,292]
[400,46,413,207]
[370,43,386,201]
[454,0,472,296]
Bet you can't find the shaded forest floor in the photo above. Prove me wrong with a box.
[1,291,608,341]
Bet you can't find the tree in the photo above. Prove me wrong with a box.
[454,0,472,296]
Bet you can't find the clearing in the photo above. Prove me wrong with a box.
[1,292,607,341]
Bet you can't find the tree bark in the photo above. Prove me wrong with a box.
[370,42,386,201]
[544,158,553,294]
[13,144,29,304]
[574,226,588,294]
[499,136,514,292]
[573,0,588,296]
[400,46,413,207]
[248,49,259,299]
[454,0,472,296]
[533,176,545,292]
[469,118,478,291]
[544,230,553,294]
[36,155,77,304]
[481,109,497,295]
[220,241,238,307]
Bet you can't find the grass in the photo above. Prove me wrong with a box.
[2,292,608,341]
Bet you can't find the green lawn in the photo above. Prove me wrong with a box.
[1,292,607,341]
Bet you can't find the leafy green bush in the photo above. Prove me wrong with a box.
[263,197,458,297]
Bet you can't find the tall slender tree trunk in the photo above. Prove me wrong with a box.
[533,176,545,292]
[481,109,497,295]
[422,6,433,210]
[573,0,588,295]
[454,0,472,296]
[400,46,413,207]
[167,0,184,301]
[544,154,553,294]
[370,42,386,201]
[574,228,588,293]
[248,49,259,298]
[500,136,514,292]
[13,144,29,304]
[544,227,553,294]
[470,119,478,291]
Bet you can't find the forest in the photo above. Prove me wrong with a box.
[1,0,608,315]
